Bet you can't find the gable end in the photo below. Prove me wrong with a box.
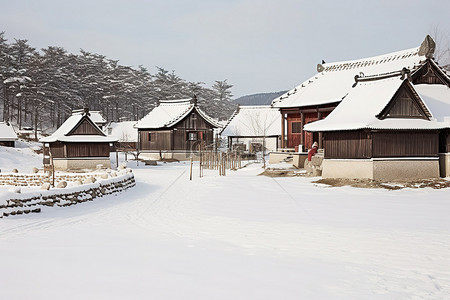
[67,116,106,136]
[377,81,431,120]
[412,59,450,86]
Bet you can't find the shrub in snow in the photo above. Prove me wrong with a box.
[56,181,67,188]
[111,172,117,177]
[12,169,18,173]
[100,174,109,179]
[118,164,126,170]
[9,187,21,193]
[74,180,82,186]
[41,183,51,190]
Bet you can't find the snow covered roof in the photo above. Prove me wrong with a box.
[221,106,281,137]
[304,76,447,132]
[106,121,138,142]
[272,46,426,109]
[0,122,18,141]
[72,109,106,125]
[135,98,221,129]
[415,84,450,123]
[40,112,118,143]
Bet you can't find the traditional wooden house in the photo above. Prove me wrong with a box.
[220,105,281,153]
[40,109,118,171]
[271,35,438,152]
[304,73,449,180]
[0,122,18,147]
[135,98,221,160]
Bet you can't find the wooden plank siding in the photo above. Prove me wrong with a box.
[138,109,216,152]
[139,130,172,151]
[439,130,450,153]
[70,119,103,135]
[49,142,66,158]
[50,142,110,158]
[412,60,450,85]
[323,131,372,159]
[283,104,336,149]
[372,132,438,158]
[323,131,439,159]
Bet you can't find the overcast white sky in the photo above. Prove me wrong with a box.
[1,0,450,98]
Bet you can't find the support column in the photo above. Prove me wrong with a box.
[281,112,285,149]
[300,111,305,151]
[317,110,323,148]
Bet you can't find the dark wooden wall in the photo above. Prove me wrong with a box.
[50,142,110,158]
[139,109,216,151]
[70,119,102,135]
[412,61,448,85]
[0,141,15,147]
[323,130,439,159]
[439,130,450,153]
[139,130,172,151]
[372,132,438,157]
[324,131,372,159]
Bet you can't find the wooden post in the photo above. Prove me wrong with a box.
[281,112,285,149]
[190,157,193,181]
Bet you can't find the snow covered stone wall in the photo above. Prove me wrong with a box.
[0,173,99,186]
[1,173,135,218]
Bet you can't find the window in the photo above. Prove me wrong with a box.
[291,122,302,133]
[188,132,197,141]
[190,113,197,129]
[148,132,152,141]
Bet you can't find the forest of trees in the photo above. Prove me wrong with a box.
[0,32,236,137]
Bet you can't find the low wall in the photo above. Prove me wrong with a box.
[373,159,439,181]
[1,172,135,218]
[268,152,292,164]
[322,159,374,179]
[322,158,440,181]
[0,173,101,187]
[53,158,111,171]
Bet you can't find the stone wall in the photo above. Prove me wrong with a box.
[0,173,135,218]
[0,173,97,187]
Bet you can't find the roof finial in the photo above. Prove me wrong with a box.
[83,107,90,116]
[317,63,325,73]
[419,35,436,59]
[191,94,198,106]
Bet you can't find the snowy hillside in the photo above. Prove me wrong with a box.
[234,91,287,106]
[0,147,449,299]
[0,141,42,173]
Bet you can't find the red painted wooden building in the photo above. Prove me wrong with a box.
[271,35,440,152]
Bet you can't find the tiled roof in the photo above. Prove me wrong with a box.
[272,46,425,108]
[135,99,221,129]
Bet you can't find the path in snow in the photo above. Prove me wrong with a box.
[0,161,449,299]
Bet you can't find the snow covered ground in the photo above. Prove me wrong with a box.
[0,148,449,299]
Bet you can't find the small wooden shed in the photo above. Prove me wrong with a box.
[135,98,221,160]
[0,122,18,147]
[40,109,118,171]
